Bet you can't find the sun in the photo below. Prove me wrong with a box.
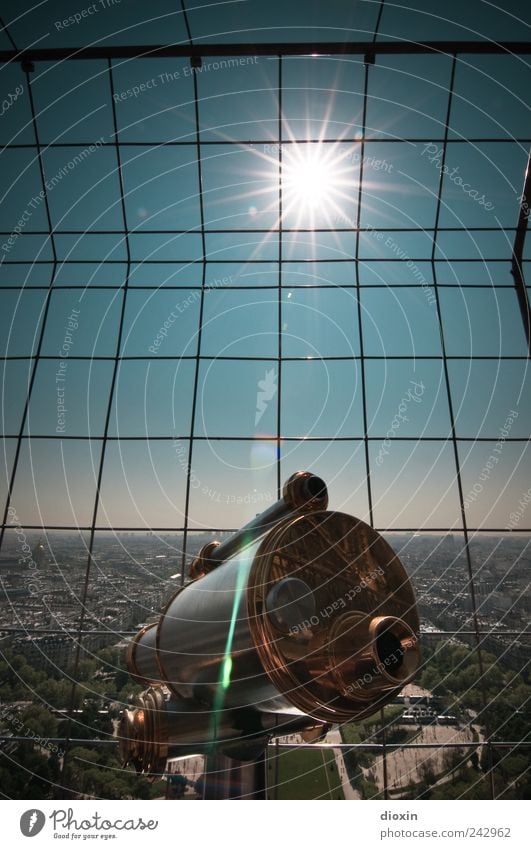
[280,144,355,226]
[282,153,336,208]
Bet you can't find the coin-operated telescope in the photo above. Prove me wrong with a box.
[119,472,420,778]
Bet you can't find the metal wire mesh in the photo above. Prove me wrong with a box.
[0,0,529,800]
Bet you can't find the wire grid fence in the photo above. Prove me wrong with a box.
[0,5,530,801]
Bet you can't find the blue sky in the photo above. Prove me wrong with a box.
[0,1,530,533]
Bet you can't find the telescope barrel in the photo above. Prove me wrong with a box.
[192,471,328,575]
[121,471,421,774]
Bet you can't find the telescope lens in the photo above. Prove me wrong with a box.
[375,628,404,673]
[304,475,327,500]
[265,577,316,634]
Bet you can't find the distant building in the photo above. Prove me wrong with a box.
[13,635,76,674]
[33,541,47,570]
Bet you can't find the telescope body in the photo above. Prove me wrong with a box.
[121,473,420,774]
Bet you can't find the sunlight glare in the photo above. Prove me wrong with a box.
[284,155,336,208]
[279,144,355,228]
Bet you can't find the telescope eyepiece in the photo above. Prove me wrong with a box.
[302,474,327,501]
[375,627,405,673]
[284,471,328,510]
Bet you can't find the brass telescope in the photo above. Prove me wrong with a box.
[120,471,420,775]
